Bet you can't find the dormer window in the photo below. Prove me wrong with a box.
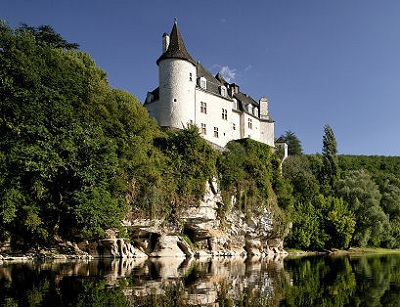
[248,104,253,114]
[220,86,227,97]
[254,107,258,116]
[232,99,238,110]
[199,77,207,89]
[146,93,154,103]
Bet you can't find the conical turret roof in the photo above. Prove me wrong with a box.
[157,21,196,65]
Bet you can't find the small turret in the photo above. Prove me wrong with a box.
[275,137,288,161]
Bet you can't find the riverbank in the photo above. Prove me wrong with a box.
[286,247,400,257]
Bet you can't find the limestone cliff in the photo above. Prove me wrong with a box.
[87,178,286,259]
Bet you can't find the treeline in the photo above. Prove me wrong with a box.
[0,23,285,251]
[282,129,400,250]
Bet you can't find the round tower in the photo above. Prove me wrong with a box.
[157,21,197,128]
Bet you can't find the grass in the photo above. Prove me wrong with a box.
[285,247,400,257]
[344,247,400,254]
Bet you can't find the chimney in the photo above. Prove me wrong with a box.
[230,83,240,94]
[162,33,170,53]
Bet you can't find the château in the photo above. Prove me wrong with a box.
[145,21,280,150]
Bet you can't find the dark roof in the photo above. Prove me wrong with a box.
[156,21,196,65]
[234,92,259,110]
[276,136,286,143]
[197,62,227,97]
[143,87,159,106]
[215,72,229,86]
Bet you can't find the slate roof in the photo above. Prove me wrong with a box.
[156,21,196,65]
[197,62,227,98]
[275,136,286,143]
[233,92,259,114]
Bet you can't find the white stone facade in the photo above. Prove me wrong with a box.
[145,22,276,149]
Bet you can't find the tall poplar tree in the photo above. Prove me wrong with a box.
[321,125,338,189]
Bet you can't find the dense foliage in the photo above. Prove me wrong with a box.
[283,127,400,250]
[0,23,162,246]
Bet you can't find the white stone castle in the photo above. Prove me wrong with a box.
[144,21,277,149]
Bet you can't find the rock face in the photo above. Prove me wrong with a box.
[96,177,287,259]
[0,179,286,260]
[68,178,286,259]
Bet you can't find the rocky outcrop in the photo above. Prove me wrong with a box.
[106,177,287,259]
[8,178,285,260]
[0,179,287,260]
[97,239,148,259]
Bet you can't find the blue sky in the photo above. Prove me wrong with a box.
[3,0,400,155]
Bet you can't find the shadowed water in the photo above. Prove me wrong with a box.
[1,253,400,306]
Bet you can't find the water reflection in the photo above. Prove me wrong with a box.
[1,253,400,306]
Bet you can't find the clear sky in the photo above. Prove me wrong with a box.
[3,0,400,155]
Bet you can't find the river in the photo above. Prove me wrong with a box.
[1,253,400,306]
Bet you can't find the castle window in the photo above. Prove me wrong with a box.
[233,123,236,130]
[189,72,193,81]
[146,93,154,103]
[201,123,207,135]
[199,77,207,89]
[221,108,227,120]
[220,86,227,97]
[232,99,238,110]
[248,118,253,129]
[214,127,219,138]
[200,102,207,114]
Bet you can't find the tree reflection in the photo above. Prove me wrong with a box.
[1,255,400,306]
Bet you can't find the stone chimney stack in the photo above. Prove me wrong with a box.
[229,83,240,96]
[162,33,170,53]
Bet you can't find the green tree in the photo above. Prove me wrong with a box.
[283,130,303,156]
[324,196,356,249]
[282,155,319,202]
[19,23,79,49]
[335,170,389,247]
[153,125,218,218]
[321,125,338,190]
[286,201,328,250]
[0,23,158,245]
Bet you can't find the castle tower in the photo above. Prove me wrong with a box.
[156,21,197,128]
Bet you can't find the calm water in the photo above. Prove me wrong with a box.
[1,253,400,306]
